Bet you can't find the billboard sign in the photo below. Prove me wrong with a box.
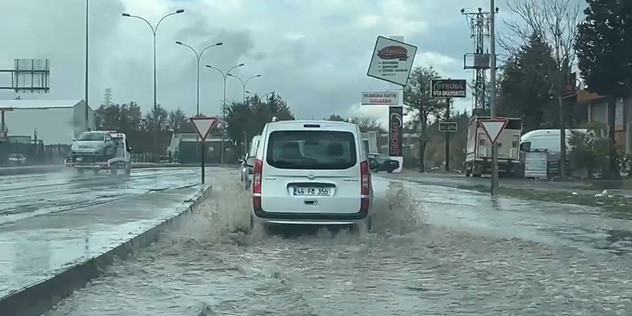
[361,91,399,105]
[13,59,50,93]
[388,106,403,156]
[367,36,417,86]
[431,79,467,98]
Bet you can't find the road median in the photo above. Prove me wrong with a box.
[0,183,212,316]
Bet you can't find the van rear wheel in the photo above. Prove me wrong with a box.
[355,217,372,234]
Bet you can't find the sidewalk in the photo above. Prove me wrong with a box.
[389,170,632,198]
[0,183,211,316]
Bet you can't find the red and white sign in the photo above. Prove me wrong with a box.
[479,119,508,144]
[190,116,219,141]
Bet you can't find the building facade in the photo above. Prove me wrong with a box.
[577,90,632,154]
[0,99,96,145]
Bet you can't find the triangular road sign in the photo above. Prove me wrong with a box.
[479,119,508,144]
[190,116,218,141]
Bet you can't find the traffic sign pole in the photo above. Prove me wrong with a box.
[190,116,218,185]
[489,0,498,196]
[445,98,451,171]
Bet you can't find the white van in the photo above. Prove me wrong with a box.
[519,129,589,153]
[246,120,376,231]
[241,135,261,190]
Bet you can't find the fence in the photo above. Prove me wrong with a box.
[0,141,70,166]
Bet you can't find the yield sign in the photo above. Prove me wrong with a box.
[479,119,508,144]
[190,116,219,141]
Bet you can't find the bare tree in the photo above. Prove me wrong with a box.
[501,0,581,178]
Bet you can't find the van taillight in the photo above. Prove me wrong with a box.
[360,160,370,196]
[253,159,263,194]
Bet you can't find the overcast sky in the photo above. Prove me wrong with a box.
[0,0,546,123]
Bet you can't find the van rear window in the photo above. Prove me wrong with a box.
[266,131,357,170]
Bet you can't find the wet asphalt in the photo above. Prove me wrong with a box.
[38,170,632,316]
[0,167,207,298]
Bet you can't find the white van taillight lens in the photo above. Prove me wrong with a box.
[361,160,370,196]
[253,159,263,194]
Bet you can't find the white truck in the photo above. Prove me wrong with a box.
[465,116,522,177]
[65,130,132,175]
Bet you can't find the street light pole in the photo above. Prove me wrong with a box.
[122,9,184,159]
[175,41,223,115]
[490,0,499,195]
[85,0,89,131]
[206,63,245,164]
[228,74,262,102]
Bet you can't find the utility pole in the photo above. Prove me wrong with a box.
[462,7,491,115]
[104,88,112,107]
[489,0,499,195]
[85,0,89,131]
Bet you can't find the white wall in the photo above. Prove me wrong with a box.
[5,107,75,145]
[72,100,96,137]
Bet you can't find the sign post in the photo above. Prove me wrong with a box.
[367,36,417,87]
[366,35,416,170]
[190,116,218,184]
[361,92,399,106]
[480,118,508,194]
[430,79,466,171]
[438,122,457,132]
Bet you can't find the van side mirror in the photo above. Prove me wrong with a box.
[369,158,378,170]
[127,146,133,153]
[245,156,256,168]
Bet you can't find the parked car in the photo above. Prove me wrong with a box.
[367,153,399,173]
[8,154,27,166]
[245,120,377,232]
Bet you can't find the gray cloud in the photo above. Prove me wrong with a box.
[0,0,544,119]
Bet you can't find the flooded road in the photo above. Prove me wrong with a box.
[46,172,632,315]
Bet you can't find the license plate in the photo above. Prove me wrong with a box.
[293,187,331,196]
[76,157,83,162]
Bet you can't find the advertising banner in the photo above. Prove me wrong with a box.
[389,106,403,156]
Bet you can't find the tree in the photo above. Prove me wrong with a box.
[575,0,632,178]
[167,108,191,133]
[501,0,581,177]
[224,93,296,155]
[327,114,345,122]
[499,33,558,130]
[404,66,443,172]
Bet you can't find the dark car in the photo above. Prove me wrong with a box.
[368,153,399,173]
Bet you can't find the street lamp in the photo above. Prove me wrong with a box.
[122,9,183,158]
[175,41,223,115]
[228,74,262,102]
[205,63,245,164]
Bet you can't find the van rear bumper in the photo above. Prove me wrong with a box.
[253,209,368,225]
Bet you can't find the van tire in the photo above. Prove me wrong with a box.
[356,217,372,234]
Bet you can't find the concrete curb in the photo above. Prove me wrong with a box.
[0,185,213,316]
[0,166,64,176]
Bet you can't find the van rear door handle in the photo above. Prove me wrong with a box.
[304,200,318,205]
